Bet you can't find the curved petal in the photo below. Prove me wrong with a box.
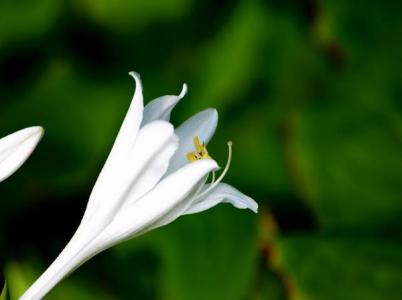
[19,73,144,300]
[95,159,219,248]
[147,174,209,230]
[120,134,179,209]
[0,126,43,182]
[82,120,176,230]
[183,183,258,215]
[101,72,144,170]
[166,108,218,175]
[141,83,187,126]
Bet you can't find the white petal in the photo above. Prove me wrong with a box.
[120,134,179,209]
[94,159,219,248]
[102,72,144,169]
[81,120,176,232]
[166,108,218,175]
[77,72,145,232]
[141,83,187,126]
[147,174,209,230]
[0,126,43,182]
[183,183,258,215]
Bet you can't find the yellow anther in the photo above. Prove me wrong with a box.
[186,136,212,162]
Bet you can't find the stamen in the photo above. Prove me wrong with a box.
[192,141,232,201]
[210,171,216,184]
[187,136,212,162]
[194,172,209,197]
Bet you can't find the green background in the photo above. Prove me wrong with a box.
[1,0,401,299]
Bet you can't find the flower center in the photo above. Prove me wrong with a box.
[186,136,211,161]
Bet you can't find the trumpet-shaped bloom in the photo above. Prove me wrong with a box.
[20,72,257,300]
[0,126,43,183]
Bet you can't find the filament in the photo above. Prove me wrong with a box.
[193,141,232,201]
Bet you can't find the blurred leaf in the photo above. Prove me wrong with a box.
[281,0,402,234]
[0,0,62,52]
[159,209,258,300]
[214,106,293,199]
[313,1,402,109]
[114,206,259,300]
[191,0,266,112]
[4,261,37,300]
[293,100,402,234]
[75,0,192,33]
[0,281,7,300]
[275,235,402,300]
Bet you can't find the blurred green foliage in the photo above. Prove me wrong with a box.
[0,0,401,299]
[0,281,6,300]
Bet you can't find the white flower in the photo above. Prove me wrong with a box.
[20,72,257,300]
[0,126,43,183]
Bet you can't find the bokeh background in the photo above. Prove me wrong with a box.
[1,0,401,299]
